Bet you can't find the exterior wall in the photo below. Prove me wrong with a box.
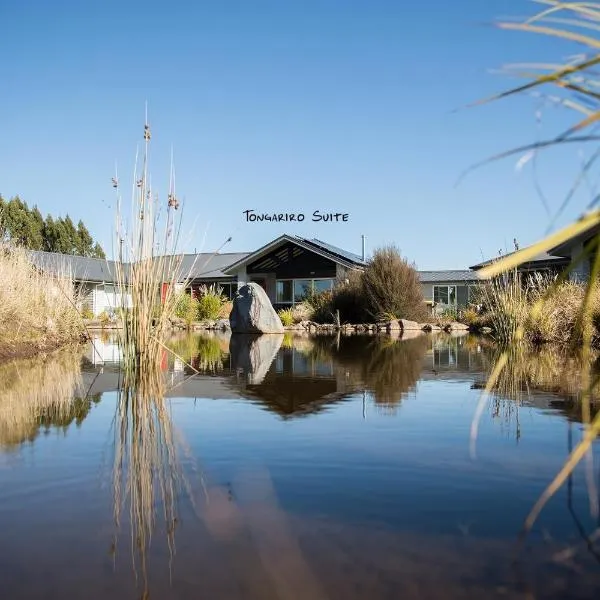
[568,241,591,282]
[423,281,478,313]
[421,283,433,303]
[336,264,347,282]
[233,266,247,287]
[92,283,133,317]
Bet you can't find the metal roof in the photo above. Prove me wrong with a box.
[470,251,566,270]
[28,250,124,283]
[418,270,479,283]
[222,234,366,274]
[299,237,366,266]
[167,252,249,280]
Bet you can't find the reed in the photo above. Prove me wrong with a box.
[111,114,193,374]
[469,0,600,542]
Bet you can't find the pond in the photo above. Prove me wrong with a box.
[0,331,599,599]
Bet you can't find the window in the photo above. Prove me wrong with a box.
[433,285,457,306]
[313,279,334,294]
[276,280,293,303]
[433,286,449,305]
[276,278,335,305]
[293,280,311,302]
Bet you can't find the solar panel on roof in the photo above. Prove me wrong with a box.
[299,238,365,264]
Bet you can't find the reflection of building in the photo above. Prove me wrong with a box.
[85,335,123,365]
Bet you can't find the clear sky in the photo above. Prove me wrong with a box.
[0,0,594,269]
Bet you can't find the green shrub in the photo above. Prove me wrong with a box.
[305,290,335,323]
[278,307,295,326]
[196,283,225,321]
[331,270,369,323]
[197,294,223,320]
[174,292,199,325]
[361,245,428,322]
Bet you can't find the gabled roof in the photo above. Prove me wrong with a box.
[418,270,479,283]
[222,234,366,274]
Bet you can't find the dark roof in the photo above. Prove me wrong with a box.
[28,250,123,283]
[418,270,479,283]
[168,252,249,280]
[222,234,366,273]
[299,237,365,266]
[470,251,566,271]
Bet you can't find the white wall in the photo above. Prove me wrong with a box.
[92,284,133,316]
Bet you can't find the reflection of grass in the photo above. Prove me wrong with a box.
[0,351,85,448]
[166,333,227,373]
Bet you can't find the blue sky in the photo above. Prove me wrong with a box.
[0,0,594,269]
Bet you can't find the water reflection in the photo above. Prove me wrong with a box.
[1,333,600,598]
[110,367,197,598]
[0,351,96,448]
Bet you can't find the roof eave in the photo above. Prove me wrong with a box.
[222,234,364,274]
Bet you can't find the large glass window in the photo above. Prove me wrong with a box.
[313,279,334,294]
[276,280,293,303]
[433,285,458,306]
[433,286,449,305]
[276,278,336,304]
[294,280,312,302]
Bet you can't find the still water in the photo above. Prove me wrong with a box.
[0,331,599,599]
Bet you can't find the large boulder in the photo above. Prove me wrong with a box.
[230,283,284,334]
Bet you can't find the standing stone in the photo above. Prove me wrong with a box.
[230,283,284,334]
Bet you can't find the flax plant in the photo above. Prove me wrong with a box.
[469,0,600,543]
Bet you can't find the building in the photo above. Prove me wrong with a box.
[28,234,486,316]
[28,250,133,316]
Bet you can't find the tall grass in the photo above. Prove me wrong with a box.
[0,243,84,358]
[112,115,195,374]
[470,0,600,542]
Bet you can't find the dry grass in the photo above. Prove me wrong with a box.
[0,351,84,448]
[0,243,84,358]
[468,0,600,544]
[476,271,600,346]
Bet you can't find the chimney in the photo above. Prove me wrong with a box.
[361,235,366,261]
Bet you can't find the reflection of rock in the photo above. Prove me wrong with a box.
[230,283,284,334]
[229,334,284,384]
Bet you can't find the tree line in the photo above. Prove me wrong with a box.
[0,194,105,258]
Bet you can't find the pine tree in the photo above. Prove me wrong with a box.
[76,220,94,256]
[62,215,78,254]
[92,241,106,259]
[1,194,105,257]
